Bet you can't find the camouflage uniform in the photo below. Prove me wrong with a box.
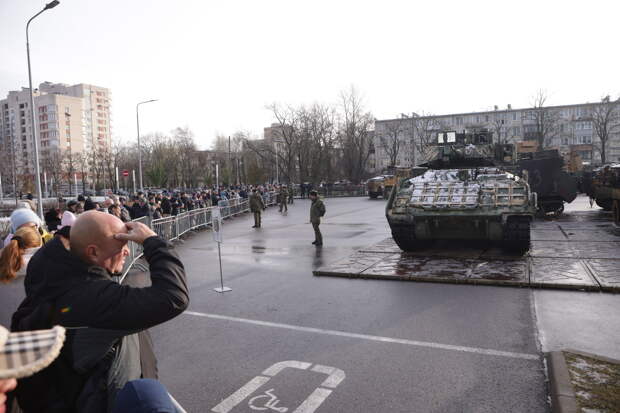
[279,187,288,212]
[249,192,265,228]
[288,186,294,204]
[310,196,326,245]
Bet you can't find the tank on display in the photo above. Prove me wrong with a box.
[386,130,537,252]
[515,149,578,214]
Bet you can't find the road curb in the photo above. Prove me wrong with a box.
[546,351,578,413]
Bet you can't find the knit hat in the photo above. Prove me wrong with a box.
[58,211,77,230]
[9,208,41,233]
[0,325,65,379]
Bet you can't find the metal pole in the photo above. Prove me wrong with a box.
[132,169,136,194]
[27,15,44,219]
[0,172,3,205]
[115,166,119,193]
[73,173,77,197]
[218,243,224,291]
[216,164,219,189]
[136,104,142,193]
[43,171,48,198]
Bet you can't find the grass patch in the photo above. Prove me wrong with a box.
[564,351,620,413]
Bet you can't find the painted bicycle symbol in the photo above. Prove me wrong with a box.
[248,388,288,412]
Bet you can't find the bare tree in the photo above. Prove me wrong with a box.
[530,90,560,149]
[378,116,406,167]
[591,95,620,164]
[338,86,374,183]
[411,113,446,164]
[491,111,511,144]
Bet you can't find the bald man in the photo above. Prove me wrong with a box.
[11,211,189,412]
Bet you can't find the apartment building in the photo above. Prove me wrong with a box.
[373,101,620,172]
[0,82,111,192]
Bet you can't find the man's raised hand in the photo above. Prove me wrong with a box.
[114,221,156,244]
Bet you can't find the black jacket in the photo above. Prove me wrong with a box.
[130,203,149,220]
[11,236,189,412]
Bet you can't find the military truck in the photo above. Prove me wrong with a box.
[386,130,537,252]
[367,166,409,199]
[367,175,393,199]
[584,164,620,224]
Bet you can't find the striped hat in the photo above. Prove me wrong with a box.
[0,325,65,379]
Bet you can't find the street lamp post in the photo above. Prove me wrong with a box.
[136,99,158,193]
[27,0,60,219]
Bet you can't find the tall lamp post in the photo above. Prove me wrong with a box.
[136,99,158,193]
[27,0,60,219]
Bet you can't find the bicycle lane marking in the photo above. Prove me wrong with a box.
[184,310,539,361]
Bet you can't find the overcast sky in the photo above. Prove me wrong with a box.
[2,0,618,149]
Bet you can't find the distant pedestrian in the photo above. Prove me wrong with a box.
[309,190,325,246]
[279,185,288,212]
[249,189,265,228]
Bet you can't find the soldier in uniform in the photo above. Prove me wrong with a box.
[288,185,294,204]
[250,188,266,228]
[279,185,288,212]
[309,190,326,246]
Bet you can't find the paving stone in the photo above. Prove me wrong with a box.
[561,228,620,242]
[571,242,620,259]
[584,259,620,291]
[467,260,529,286]
[361,255,475,282]
[315,252,386,277]
[478,247,527,261]
[530,229,568,241]
[530,258,599,290]
[359,254,426,280]
[529,241,578,258]
[358,237,400,254]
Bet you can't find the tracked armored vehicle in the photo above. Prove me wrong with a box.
[515,149,577,215]
[386,131,537,252]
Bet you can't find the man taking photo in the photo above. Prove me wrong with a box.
[11,211,189,412]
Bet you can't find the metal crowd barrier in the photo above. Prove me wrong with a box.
[120,194,273,279]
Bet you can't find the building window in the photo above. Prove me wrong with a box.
[512,112,517,121]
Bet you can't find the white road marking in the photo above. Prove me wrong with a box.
[211,360,344,413]
[292,388,332,413]
[212,376,271,413]
[184,310,539,361]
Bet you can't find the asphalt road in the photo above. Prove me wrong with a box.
[4,196,617,412]
[151,198,548,413]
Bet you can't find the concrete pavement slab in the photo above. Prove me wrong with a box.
[534,290,620,360]
[585,259,620,291]
[529,258,600,290]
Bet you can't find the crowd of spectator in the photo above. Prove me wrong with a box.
[0,182,292,412]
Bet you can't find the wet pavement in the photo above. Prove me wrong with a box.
[315,197,620,292]
[2,195,618,411]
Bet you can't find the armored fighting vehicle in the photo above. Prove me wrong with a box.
[515,150,577,215]
[584,163,620,224]
[386,131,537,252]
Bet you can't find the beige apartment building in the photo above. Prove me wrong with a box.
[373,101,620,172]
[0,82,111,193]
